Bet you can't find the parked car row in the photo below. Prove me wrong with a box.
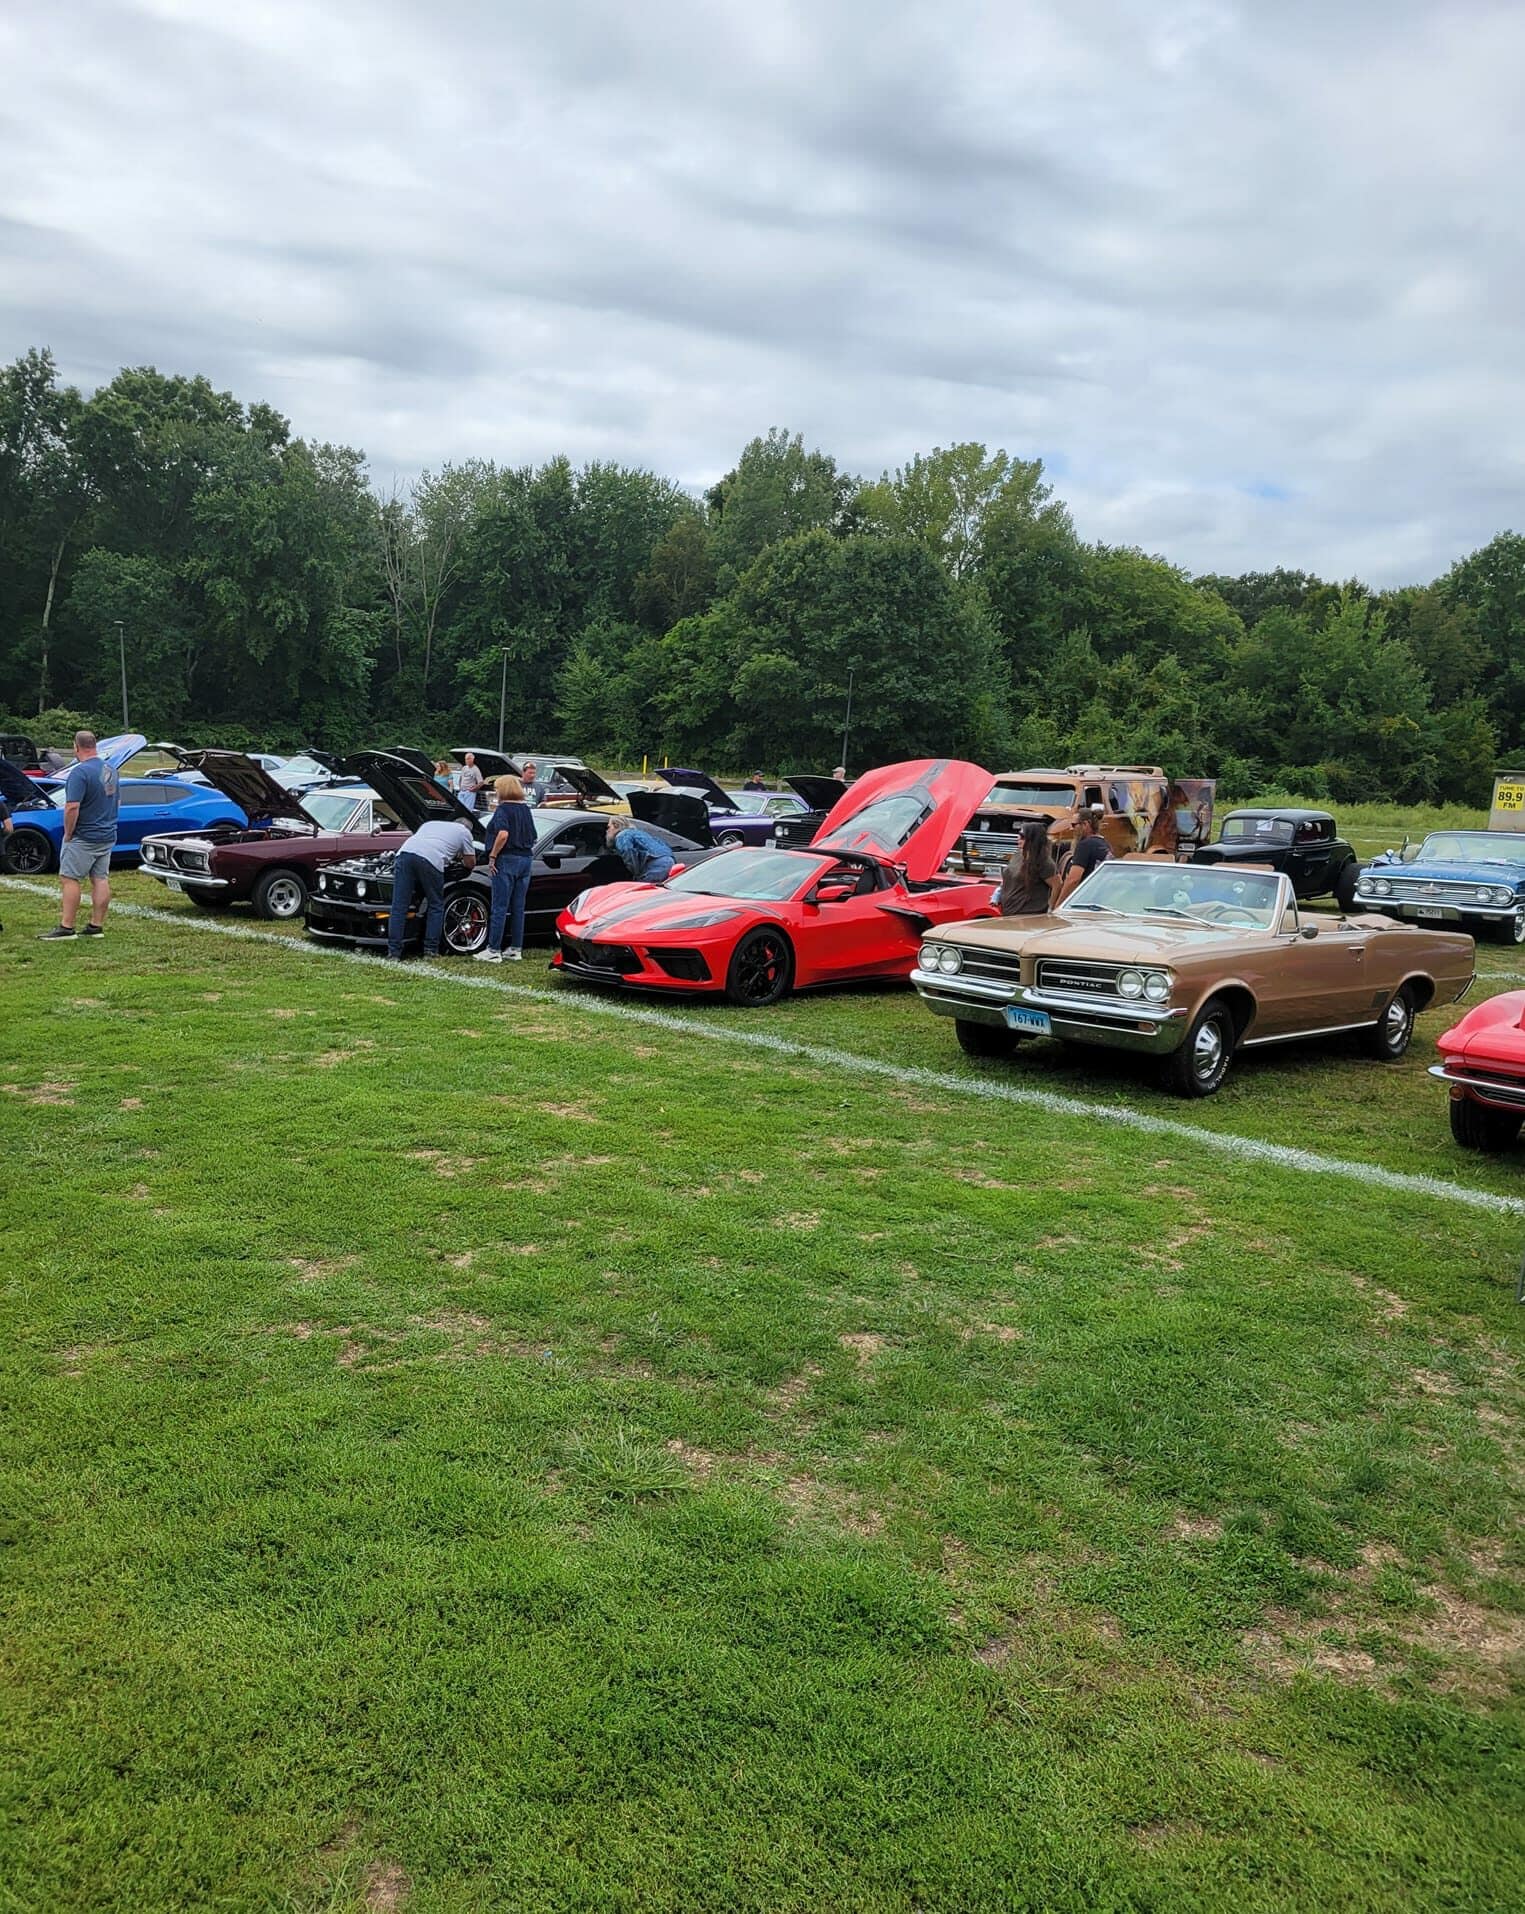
[8,735,1519,1148]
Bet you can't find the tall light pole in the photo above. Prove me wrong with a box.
[839,665,856,773]
[496,647,510,754]
[115,621,130,729]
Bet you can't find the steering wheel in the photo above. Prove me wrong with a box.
[1195,902,1259,924]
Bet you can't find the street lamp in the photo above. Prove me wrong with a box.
[840,665,856,773]
[115,621,130,729]
[496,647,510,754]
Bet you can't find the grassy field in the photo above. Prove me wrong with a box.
[2,848,1523,1911]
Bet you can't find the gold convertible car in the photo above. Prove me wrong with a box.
[913,860,1476,1097]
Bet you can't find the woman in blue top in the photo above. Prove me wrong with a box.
[477,774,537,962]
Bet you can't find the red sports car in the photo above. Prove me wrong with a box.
[1431,990,1525,1151]
[553,758,996,1005]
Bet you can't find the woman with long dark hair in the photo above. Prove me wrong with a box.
[997,819,1058,916]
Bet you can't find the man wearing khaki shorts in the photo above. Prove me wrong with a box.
[39,731,120,941]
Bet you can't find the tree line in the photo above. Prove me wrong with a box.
[1,347,1520,803]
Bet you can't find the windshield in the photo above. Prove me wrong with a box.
[1417,832,1525,868]
[1221,816,1293,844]
[1062,860,1283,928]
[728,790,768,813]
[985,781,1076,809]
[301,790,361,831]
[275,755,330,784]
[822,792,928,855]
[665,848,827,901]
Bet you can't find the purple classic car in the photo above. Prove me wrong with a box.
[654,769,810,846]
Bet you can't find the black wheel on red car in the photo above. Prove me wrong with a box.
[725,927,793,1006]
[3,826,54,875]
[1163,995,1237,1098]
[1449,1094,1523,1152]
[252,868,309,920]
[442,890,489,955]
[955,1019,1020,1058]
[1362,984,1416,1060]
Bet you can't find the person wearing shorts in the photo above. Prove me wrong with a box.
[39,731,119,941]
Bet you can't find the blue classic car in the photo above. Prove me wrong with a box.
[1355,830,1525,945]
[0,733,248,875]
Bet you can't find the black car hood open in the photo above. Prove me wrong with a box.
[178,749,314,826]
[628,788,714,846]
[383,745,440,778]
[785,773,848,811]
[343,749,483,838]
[450,746,518,781]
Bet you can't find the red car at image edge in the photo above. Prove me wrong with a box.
[1432,990,1525,1151]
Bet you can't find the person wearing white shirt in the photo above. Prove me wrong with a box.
[387,818,477,958]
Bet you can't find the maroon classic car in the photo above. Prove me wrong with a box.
[138,749,406,919]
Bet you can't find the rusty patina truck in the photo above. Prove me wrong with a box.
[953,765,1215,874]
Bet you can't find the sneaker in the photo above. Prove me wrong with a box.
[38,926,77,940]
[474,948,503,964]
[506,948,523,961]
[81,924,105,937]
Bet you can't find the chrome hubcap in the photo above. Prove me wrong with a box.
[1385,996,1411,1044]
[1193,1021,1223,1080]
[266,876,304,916]
[444,900,487,952]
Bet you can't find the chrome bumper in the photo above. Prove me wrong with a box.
[910,967,1189,1055]
[1428,1062,1525,1108]
[1358,899,1520,924]
[144,868,225,888]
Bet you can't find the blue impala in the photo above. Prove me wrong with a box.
[1355,830,1525,946]
[0,733,247,876]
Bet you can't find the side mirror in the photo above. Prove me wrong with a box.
[1300,924,1319,940]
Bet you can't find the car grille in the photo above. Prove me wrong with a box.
[1386,878,1498,902]
[1036,959,1123,996]
[322,871,392,903]
[957,829,1019,866]
[560,935,641,975]
[143,840,211,874]
[950,946,1024,983]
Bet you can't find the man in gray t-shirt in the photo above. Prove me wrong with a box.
[387,817,477,959]
[39,730,121,942]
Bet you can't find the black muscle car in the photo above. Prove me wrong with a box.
[1191,808,1359,910]
[303,750,710,954]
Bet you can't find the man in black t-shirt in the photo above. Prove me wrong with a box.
[1055,809,1111,907]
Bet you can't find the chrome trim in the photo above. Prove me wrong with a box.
[1358,899,1519,922]
[1022,984,1189,1025]
[144,870,229,889]
[1428,1062,1525,1108]
[1240,1018,1378,1049]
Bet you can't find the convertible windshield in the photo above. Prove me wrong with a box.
[301,790,361,830]
[985,780,1076,809]
[1417,832,1525,868]
[665,849,827,901]
[1062,860,1282,928]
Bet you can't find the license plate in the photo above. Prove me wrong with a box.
[164,876,184,892]
[1005,1006,1052,1036]
[1414,905,1445,919]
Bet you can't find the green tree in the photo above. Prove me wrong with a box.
[706,429,853,588]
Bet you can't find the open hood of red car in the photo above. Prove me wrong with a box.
[812,759,991,882]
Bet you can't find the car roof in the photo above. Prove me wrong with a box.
[1225,807,1333,822]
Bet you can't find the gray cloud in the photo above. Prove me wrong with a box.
[2,0,1522,581]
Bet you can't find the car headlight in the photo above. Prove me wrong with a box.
[1355,875,1372,894]
[317,873,327,890]
[1494,888,1514,906]
[355,880,367,899]
[938,946,962,975]
[921,943,942,969]
[662,908,739,930]
[1118,969,1144,999]
[1373,877,1391,896]
[1476,886,1493,903]
[1142,970,1171,1003]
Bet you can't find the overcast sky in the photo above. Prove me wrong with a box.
[3,0,1522,583]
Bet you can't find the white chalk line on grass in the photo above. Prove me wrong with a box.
[5,876,1522,1218]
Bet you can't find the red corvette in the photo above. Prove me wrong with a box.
[554,759,996,1005]
[1431,990,1525,1151]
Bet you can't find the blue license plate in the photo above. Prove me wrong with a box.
[1005,1006,1052,1036]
